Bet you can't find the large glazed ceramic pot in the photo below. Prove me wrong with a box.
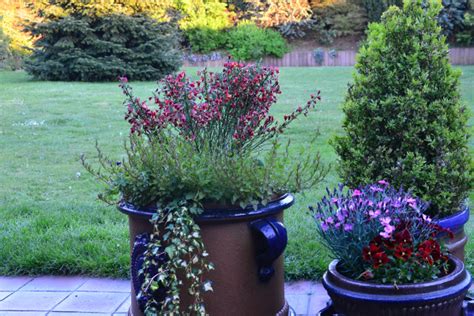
[322,256,472,316]
[435,206,470,262]
[118,194,295,316]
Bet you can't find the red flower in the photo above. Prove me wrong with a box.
[394,244,413,261]
[372,235,394,250]
[394,229,412,245]
[417,239,438,265]
[363,243,381,262]
[372,252,389,268]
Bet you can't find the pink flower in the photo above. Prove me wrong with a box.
[380,217,391,226]
[369,209,381,219]
[352,189,362,197]
[378,180,389,186]
[406,197,417,209]
[422,214,432,223]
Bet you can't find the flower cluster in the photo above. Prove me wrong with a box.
[310,181,452,284]
[119,60,320,153]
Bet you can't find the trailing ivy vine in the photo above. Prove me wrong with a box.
[139,200,214,315]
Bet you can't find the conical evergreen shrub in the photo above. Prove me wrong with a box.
[26,14,182,81]
[333,0,472,216]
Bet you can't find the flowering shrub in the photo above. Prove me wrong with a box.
[311,181,452,284]
[121,60,318,154]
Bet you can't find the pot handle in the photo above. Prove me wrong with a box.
[250,218,288,282]
[131,233,150,311]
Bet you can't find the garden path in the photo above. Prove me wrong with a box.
[0,277,329,315]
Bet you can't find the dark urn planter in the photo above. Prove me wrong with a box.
[118,194,295,316]
[322,256,472,316]
[435,206,470,262]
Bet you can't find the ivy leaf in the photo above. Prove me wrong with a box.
[202,280,213,292]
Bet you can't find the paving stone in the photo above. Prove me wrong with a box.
[0,292,12,301]
[0,291,68,311]
[115,296,130,313]
[21,277,85,292]
[0,277,33,292]
[49,313,108,316]
[0,312,46,316]
[286,294,310,315]
[285,281,315,295]
[311,283,328,296]
[76,279,130,293]
[52,292,129,313]
[308,294,331,315]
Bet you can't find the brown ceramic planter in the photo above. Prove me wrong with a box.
[322,256,472,316]
[435,206,470,262]
[118,194,295,316]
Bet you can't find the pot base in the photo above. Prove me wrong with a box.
[127,300,294,316]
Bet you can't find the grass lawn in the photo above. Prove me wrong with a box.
[0,67,472,280]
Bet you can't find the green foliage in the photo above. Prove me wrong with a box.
[0,22,14,69]
[0,0,38,55]
[456,12,474,44]
[333,0,472,217]
[176,0,232,53]
[140,200,213,314]
[33,0,175,21]
[438,0,469,36]
[225,22,289,61]
[25,14,182,81]
[362,0,403,22]
[313,1,368,43]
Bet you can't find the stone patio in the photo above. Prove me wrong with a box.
[0,276,330,315]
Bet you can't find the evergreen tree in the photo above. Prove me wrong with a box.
[26,14,182,81]
[333,0,472,216]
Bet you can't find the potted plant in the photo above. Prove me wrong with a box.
[82,61,327,315]
[311,181,472,316]
[333,0,472,260]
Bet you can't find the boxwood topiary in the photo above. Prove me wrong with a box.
[333,0,472,217]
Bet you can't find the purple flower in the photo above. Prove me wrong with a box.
[321,221,329,231]
[336,211,346,222]
[422,214,432,223]
[344,223,353,231]
[378,179,389,186]
[370,185,383,192]
[326,217,334,224]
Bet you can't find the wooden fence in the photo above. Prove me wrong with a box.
[183,47,474,67]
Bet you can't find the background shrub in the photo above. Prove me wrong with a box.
[254,0,314,38]
[176,0,232,53]
[312,0,367,43]
[456,11,474,44]
[333,0,472,217]
[362,0,403,22]
[0,23,14,69]
[225,22,289,60]
[437,0,469,36]
[26,15,182,81]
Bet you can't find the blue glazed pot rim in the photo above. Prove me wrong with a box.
[435,206,470,231]
[117,193,295,223]
[323,256,472,302]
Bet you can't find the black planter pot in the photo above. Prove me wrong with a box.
[435,206,470,262]
[118,194,295,316]
[322,256,472,316]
